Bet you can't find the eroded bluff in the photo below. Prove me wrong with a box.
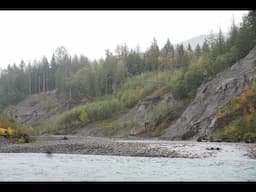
[161,46,256,140]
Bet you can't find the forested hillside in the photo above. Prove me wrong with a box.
[0,11,255,140]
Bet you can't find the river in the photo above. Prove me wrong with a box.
[0,153,256,181]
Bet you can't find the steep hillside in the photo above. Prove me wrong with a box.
[212,81,256,142]
[70,92,186,138]
[3,90,66,125]
[50,70,188,138]
[1,11,254,140]
[3,46,256,140]
[160,46,256,140]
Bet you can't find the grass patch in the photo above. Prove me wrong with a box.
[30,120,58,135]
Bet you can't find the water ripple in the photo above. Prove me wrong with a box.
[0,153,255,181]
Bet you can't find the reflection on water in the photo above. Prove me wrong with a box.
[0,153,256,181]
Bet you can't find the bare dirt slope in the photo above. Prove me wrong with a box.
[3,90,64,125]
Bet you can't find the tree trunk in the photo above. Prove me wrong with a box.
[43,73,45,92]
[69,87,72,100]
[38,76,41,93]
[28,74,31,95]
[46,73,48,92]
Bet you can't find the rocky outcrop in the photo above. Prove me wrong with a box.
[161,46,256,140]
[129,95,162,136]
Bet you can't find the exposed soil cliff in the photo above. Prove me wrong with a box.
[160,46,256,140]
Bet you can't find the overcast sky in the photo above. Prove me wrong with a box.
[0,10,248,69]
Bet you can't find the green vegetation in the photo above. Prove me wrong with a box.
[55,69,189,132]
[213,82,256,142]
[56,98,121,130]
[0,12,255,108]
[116,70,183,108]
[0,115,34,143]
[0,11,255,137]
[30,119,58,135]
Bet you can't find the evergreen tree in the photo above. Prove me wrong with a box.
[144,38,160,71]
[195,44,201,57]
[187,43,192,52]
[202,39,210,53]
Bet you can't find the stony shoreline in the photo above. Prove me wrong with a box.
[0,135,255,159]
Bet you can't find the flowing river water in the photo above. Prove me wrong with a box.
[0,152,256,181]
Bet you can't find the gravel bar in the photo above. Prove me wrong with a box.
[0,135,255,159]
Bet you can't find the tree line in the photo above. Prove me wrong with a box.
[0,11,255,110]
[0,37,202,107]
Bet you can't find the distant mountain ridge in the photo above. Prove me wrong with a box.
[179,33,229,50]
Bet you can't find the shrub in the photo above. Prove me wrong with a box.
[243,132,256,143]
[18,137,26,144]
[79,110,89,123]
[15,127,34,143]
[222,123,242,141]
[56,97,122,130]
[197,135,208,142]
[0,114,34,143]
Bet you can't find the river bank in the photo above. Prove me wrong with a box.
[0,135,255,159]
